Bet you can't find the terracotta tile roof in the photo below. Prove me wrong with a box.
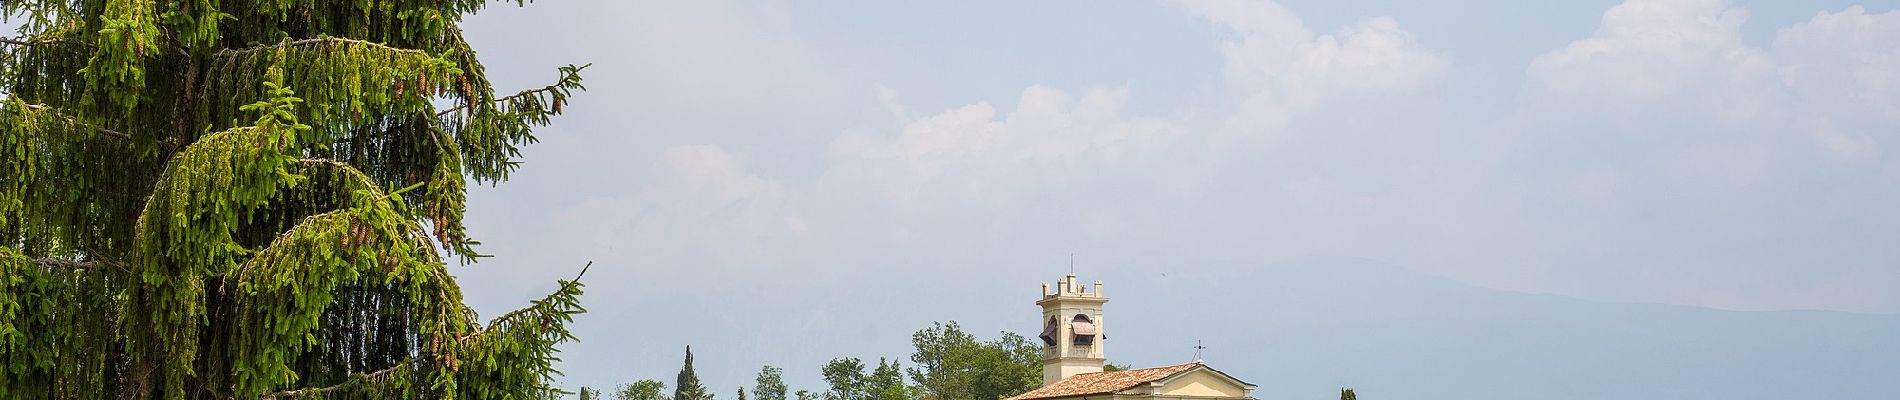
[1006,363,1201,400]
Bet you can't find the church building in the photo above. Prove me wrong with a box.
[1007,274,1258,400]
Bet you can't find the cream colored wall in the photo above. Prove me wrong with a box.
[1082,369,1248,399]
[1100,395,1243,400]
[1045,359,1105,385]
[1152,370,1248,398]
[1099,395,1245,400]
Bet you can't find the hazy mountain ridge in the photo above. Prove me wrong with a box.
[540,256,1895,399]
[1102,256,1898,400]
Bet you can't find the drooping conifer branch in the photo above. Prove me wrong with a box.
[30,257,127,271]
[202,37,463,139]
[15,103,134,140]
[258,360,418,399]
[0,37,48,46]
[2,0,590,397]
[247,264,588,399]
[0,97,156,254]
[0,26,78,47]
[81,0,163,114]
[466,262,591,339]
[438,63,589,183]
[434,65,589,117]
[212,37,432,58]
[447,267,588,398]
[222,208,444,397]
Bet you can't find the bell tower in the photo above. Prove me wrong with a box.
[1037,274,1107,384]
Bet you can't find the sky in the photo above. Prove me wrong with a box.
[444,0,1900,394]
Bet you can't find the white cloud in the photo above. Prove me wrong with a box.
[826,86,1185,207]
[639,145,805,259]
[574,2,1454,281]
[1773,5,1900,160]
[540,83,1188,273]
[1527,0,1779,121]
[1484,0,1900,312]
[572,0,833,113]
[1528,0,1900,159]
[547,145,805,269]
[1174,0,1450,131]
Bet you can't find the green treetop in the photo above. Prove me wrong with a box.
[753,365,788,400]
[866,358,914,400]
[0,0,590,398]
[907,321,1041,400]
[819,358,868,400]
[818,357,916,400]
[616,380,667,400]
[675,346,712,400]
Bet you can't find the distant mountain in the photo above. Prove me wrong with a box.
[1102,256,1900,400]
[539,256,1897,399]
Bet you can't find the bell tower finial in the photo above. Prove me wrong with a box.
[1037,272,1107,384]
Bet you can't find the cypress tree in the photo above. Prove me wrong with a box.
[676,346,711,400]
[0,0,590,398]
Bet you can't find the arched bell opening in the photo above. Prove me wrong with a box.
[1039,315,1060,347]
[1071,314,1097,345]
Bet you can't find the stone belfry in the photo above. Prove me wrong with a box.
[1037,274,1107,384]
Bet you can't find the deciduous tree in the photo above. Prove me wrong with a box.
[906,321,1041,400]
[867,358,915,400]
[820,357,867,400]
[754,365,788,400]
[616,380,668,400]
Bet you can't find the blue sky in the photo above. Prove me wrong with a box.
[445,0,1900,393]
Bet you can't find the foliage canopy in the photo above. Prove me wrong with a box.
[0,0,589,398]
[908,321,1041,400]
[819,357,910,400]
[751,365,786,400]
[615,380,666,400]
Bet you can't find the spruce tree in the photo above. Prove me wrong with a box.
[0,0,589,398]
[675,346,711,400]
